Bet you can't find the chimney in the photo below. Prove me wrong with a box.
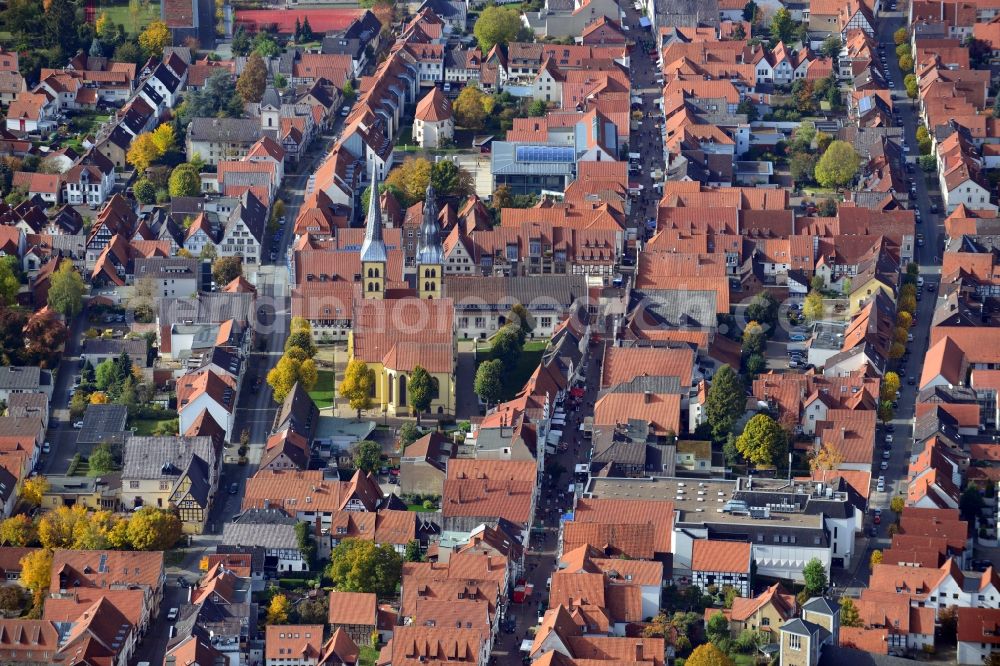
[644,391,652,403]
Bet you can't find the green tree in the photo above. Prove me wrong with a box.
[815,140,861,188]
[904,73,918,98]
[212,256,243,286]
[789,151,818,185]
[528,99,548,117]
[804,290,824,321]
[770,8,794,44]
[47,0,80,56]
[818,197,838,217]
[0,260,19,305]
[819,35,841,58]
[878,399,895,423]
[326,539,403,598]
[352,440,382,474]
[134,178,156,204]
[890,495,905,513]
[802,558,827,596]
[473,6,522,52]
[88,443,115,475]
[507,303,535,337]
[839,597,863,627]
[407,366,434,423]
[492,324,524,372]
[705,365,745,443]
[894,27,908,45]
[744,353,765,375]
[47,261,86,317]
[404,539,422,562]
[339,359,375,418]
[168,163,200,198]
[252,32,280,57]
[742,0,758,22]
[430,159,473,198]
[746,291,778,329]
[706,612,730,646]
[474,359,503,407]
[899,54,913,72]
[237,52,267,104]
[735,413,787,467]
[398,422,420,450]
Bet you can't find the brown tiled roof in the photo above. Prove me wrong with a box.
[956,607,1000,645]
[50,550,163,593]
[242,469,383,514]
[691,540,751,574]
[443,460,535,524]
[328,591,376,626]
[265,624,324,661]
[839,626,888,654]
[320,628,360,665]
[388,625,484,665]
[415,87,452,122]
[729,583,795,623]
[601,347,693,388]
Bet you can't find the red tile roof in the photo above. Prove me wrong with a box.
[235,8,363,33]
[328,591,376,627]
[691,540,752,574]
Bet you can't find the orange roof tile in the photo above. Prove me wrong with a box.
[691,540,751,573]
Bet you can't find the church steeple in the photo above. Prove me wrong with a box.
[416,183,443,299]
[360,165,387,299]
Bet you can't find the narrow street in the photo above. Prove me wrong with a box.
[834,11,946,594]
[490,343,606,663]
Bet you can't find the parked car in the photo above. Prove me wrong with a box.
[73,421,84,429]
[874,511,882,523]
[167,608,179,621]
[877,476,886,492]
[229,482,239,494]
[42,442,50,454]
[789,333,808,342]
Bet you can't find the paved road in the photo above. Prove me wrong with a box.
[489,343,605,663]
[834,11,946,594]
[621,4,663,240]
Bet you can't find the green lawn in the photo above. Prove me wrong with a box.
[359,646,379,666]
[131,418,176,436]
[97,1,162,35]
[476,339,547,401]
[308,369,336,409]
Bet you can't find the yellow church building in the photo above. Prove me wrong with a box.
[346,175,457,418]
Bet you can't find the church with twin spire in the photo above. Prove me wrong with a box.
[347,168,457,418]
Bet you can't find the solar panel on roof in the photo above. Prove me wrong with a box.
[515,145,575,163]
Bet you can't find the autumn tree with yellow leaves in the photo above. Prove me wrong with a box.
[19,549,52,616]
[151,124,177,154]
[139,20,170,58]
[127,132,163,175]
[0,515,37,546]
[20,475,49,506]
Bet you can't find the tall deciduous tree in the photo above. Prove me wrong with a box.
[408,366,433,423]
[352,440,382,474]
[815,140,861,188]
[340,359,375,418]
[0,515,36,546]
[326,539,402,598]
[127,132,162,174]
[126,507,181,550]
[0,260,19,305]
[735,413,787,467]
[839,597,863,627]
[804,290,824,321]
[453,85,488,129]
[881,372,900,400]
[23,307,67,367]
[769,8,794,43]
[385,157,432,207]
[473,6,522,52]
[803,558,827,595]
[237,53,267,104]
[267,593,290,624]
[47,262,85,317]
[474,359,503,407]
[168,163,200,197]
[19,549,53,609]
[212,256,243,286]
[139,20,170,58]
[705,365,745,443]
[151,124,177,154]
[268,355,318,403]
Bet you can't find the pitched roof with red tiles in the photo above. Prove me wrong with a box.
[443,459,536,524]
[956,607,1000,645]
[601,347,693,388]
[839,626,888,654]
[415,86,452,123]
[691,540,751,573]
[265,624,324,661]
[328,591,376,626]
